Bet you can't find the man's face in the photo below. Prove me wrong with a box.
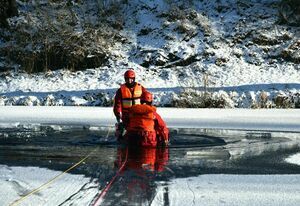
[125,77,135,85]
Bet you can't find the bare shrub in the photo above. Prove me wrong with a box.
[2,0,126,73]
[259,91,268,108]
[161,6,186,22]
[193,13,212,36]
[0,0,18,27]
[274,94,293,108]
[171,89,228,108]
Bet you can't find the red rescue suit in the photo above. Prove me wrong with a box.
[123,104,169,147]
[154,111,169,145]
[125,104,157,147]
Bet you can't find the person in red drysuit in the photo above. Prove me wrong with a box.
[113,69,147,129]
[123,91,169,147]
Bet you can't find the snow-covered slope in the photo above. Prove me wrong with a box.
[0,0,299,107]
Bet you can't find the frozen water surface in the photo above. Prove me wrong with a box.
[0,126,300,206]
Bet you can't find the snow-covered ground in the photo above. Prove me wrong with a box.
[0,165,98,206]
[1,106,300,132]
[0,66,299,108]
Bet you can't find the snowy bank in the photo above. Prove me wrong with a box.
[0,106,300,132]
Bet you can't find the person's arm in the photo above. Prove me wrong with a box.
[113,89,122,122]
[154,112,169,145]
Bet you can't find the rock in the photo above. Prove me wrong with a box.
[215,57,229,66]
[135,50,170,68]
[252,33,292,46]
[138,27,154,36]
[282,40,300,64]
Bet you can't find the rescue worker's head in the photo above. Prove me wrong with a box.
[124,69,135,88]
[141,91,153,105]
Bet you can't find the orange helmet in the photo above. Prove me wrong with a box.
[141,91,153,103]
[124,69,135,79]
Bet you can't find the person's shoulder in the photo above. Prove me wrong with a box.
[130,104,155,114]
[119,84,128,91]
[137,83,147,91]
[146,105,156,112]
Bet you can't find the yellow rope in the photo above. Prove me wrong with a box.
[10,111,115,206]
[10,154,91,206]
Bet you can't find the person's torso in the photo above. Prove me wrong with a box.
[127,104,156,131]
[120,83,142,111]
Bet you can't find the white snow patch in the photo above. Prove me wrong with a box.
[0,165,98,206]
[286,153,300,166]
[0,107,300,132]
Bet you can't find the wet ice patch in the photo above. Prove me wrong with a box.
[152,174,300,206]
